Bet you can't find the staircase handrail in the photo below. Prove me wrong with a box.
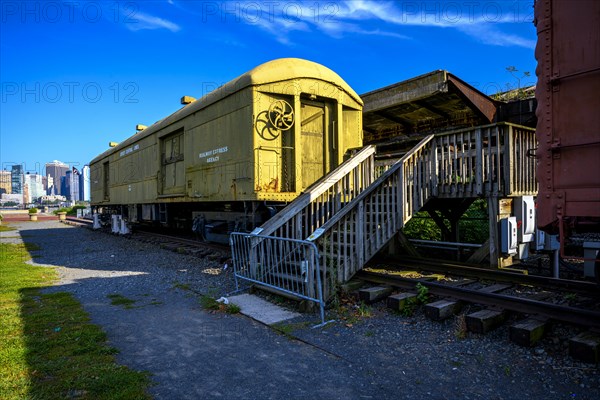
[256,144,377,237]
[307,134,435,242]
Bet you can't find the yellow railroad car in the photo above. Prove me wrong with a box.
[90,58,363,241]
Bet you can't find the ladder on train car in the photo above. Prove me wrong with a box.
[230,123,537,310]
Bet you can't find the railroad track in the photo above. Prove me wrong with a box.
[64,216,93,227]
[355,259,600,330]
[132,230,230,261]
[63,216,230,261]
[372,256,600,295]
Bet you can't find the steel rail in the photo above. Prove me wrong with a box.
[356,270,600,328]
[134,230,229,252]
[372,256,599,296]
[64,216,93,226]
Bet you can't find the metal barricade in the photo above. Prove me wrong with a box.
[230,233,326,325]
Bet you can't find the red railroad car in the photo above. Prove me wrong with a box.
[534,0,600,244]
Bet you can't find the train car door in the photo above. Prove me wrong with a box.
[103,162,110,201]
[160,131,185,195]
[300,101,326,189]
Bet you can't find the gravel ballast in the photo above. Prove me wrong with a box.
[4,220,599,399]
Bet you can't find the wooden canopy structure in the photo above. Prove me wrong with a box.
[361,70,499,147]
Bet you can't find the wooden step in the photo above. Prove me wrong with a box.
[268,271,306,285]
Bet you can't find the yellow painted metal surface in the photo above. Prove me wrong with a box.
[90,58,363,206]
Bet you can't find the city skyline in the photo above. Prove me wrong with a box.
[0,160,90,204]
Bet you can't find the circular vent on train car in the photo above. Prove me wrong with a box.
[268,99,294,131]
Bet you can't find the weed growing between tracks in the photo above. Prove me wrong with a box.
[200,295,241,314]
[454,315,468,339]
[0,242,150,399]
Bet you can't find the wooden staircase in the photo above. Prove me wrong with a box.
[230,123,537,304]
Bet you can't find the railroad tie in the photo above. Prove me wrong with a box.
[509,318,547,347]
[424,299,463,321]
[358,286,393,304]
[569,332,600,363]
[465,309,506,334]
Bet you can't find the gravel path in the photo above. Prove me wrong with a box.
[4,220,599,399]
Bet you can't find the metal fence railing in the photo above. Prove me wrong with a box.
[230,233,326,325]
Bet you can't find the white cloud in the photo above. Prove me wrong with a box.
[232,0,533,48]
[457,24,536,49]
[126,12,181,33]
[234,1,408,45]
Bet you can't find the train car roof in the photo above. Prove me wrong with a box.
[91,58,361,164]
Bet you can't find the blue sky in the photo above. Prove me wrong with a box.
[1,0,537,174]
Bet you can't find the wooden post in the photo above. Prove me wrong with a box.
[475,128,483,196]
[488,196,499,268]
[489,197,514,268]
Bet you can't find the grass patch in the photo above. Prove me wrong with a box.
[329,293,375,327]
[199,296,240,314]
[0,242,150,399]
[272,321,311,338]
[173,282,191,291]
[107,294,137,309]
[0,225,16,232]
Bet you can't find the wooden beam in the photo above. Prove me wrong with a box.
[427,210,452,240]
[374,110,413,130]
[414,99,451,120]
[447,74,497,123]
[395,230,421,257]
[466,238,490,264]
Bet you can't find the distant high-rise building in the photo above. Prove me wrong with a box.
[45,161,69,198]
[23,183,29,205]
[70,167,80,202]
[56,177,71,200]
[80,165,90,202]
[0,170,11,194]
[46,175,55,195]
[11,165,23,194]
[62,172,71,200]
[62,168,81,202]
[24,173,44,203]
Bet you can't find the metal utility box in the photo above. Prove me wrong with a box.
[500,217,518,255]
[583,242,600,278]
[515,196,535,243]
[516,243,529,260]
[535,230,560,251]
